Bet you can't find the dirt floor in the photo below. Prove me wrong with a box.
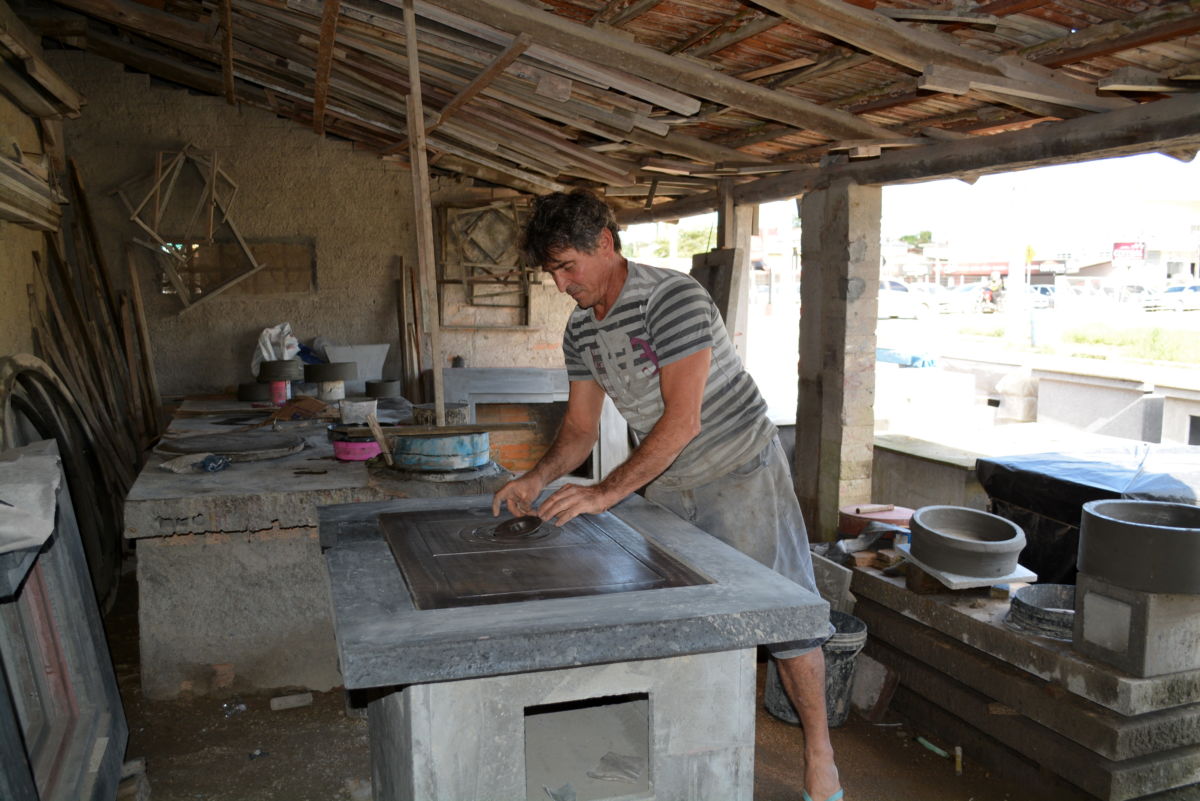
[107,569,1034,801]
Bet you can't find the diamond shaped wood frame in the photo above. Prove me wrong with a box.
[114,144,266,313]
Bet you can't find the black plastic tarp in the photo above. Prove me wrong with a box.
[976,445,1200,583]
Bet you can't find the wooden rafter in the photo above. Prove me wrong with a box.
[384,32,533,155]
[312,0,343,136]
[411,0,899,141]
[670,8,758,56]
[686,13,781,59]
[753,0,1131,116]
[219,0,235,105]
[52,0,217,52]
[608,0,661,28]
[620,93,1200,223]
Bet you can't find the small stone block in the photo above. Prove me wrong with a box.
[270,691,314,711]
[1073,572,1200,678]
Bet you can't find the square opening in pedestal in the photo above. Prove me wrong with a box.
[524,692,652,801]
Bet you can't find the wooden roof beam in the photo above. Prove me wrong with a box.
[312,0,343,134]
[669,8,759,56]
[608,0,662,28]
[219,0,236,105]
[52,0,218,53]
[1,2,85,115]
[919,63,1124,113]
[409,0,899,141]
[381,30,532,155]
[685,13,781,59]
[753,0,1131,115]
[618,93,1200,224]
[1030,8,1200,68]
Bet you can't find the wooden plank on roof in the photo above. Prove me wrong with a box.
[0,2,84,115]
[619,93,1200,223]
[220,0,236,105]
[52,0,218,52]
[410,0,899,141]
[919,64,1122,113]
[686,13,780,59]
[312,0,343,134]
[608,0,662,28]
[754,0,1132,116]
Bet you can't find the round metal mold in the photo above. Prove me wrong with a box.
[392,431,490,471]
[257,359,304,381]
[463,515,558,546]
[1005,584,1075,641]
[1079,500,1200,594]
[910,505,1026,579]
[365,379,402,398]
[304,361,357,383]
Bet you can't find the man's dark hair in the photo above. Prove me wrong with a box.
[521,189,622,266]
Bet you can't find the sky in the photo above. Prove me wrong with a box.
[657,152,1200,265]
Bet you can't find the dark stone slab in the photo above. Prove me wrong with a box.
[322,494,829,689]
[851,566,1200,716]
[857,598,1200,761]
[870,638,1200,801]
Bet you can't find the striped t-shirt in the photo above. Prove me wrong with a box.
[562,261,776,490]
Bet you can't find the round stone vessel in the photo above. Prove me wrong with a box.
[1078,499,1200,594]
[910,505,1026,578]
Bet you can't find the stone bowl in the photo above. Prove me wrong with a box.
[910,505,1026,578]
[1005,583,1075,641]
[1078,500,1200,594]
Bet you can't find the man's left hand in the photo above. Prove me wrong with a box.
[537,484,619,527]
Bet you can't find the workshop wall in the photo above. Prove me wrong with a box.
[0,93,45,358]
[47,51,572,398]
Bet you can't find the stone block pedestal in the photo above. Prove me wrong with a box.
[369,650,755,801]
[1074,572,1200,678]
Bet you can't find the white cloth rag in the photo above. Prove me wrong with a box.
[0,454,62,554]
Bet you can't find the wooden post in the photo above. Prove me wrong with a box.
[795,178,881,541]
[404,0,445,426]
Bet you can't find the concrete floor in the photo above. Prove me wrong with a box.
[107,565,1036,801]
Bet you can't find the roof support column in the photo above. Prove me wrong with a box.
[691,179,752,359]
[795,178,880,541]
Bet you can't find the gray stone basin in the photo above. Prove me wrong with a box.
[910,505,1026,578]
[1078,500,1200,594]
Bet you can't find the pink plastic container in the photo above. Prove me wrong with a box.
[332,439,381,461]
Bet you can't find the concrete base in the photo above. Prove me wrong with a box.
[1074,573,1200,679]
[368,650,755,801]
[137,528,340,700]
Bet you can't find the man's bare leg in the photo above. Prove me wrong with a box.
[777,649,841,800]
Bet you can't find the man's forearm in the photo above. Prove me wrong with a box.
[525,423,597,486]
[594,414,698,501]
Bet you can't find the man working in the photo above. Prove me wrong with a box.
[492,189,842,801]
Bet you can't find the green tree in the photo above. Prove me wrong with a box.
[900,230,933,247]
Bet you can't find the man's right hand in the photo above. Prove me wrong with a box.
[491,473,545,518]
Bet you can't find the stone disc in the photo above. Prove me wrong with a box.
[305,362,357,382]
[156,431,305,462]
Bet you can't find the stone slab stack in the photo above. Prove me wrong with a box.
[851,568,1200,801]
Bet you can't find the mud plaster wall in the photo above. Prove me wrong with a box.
[48,51,574,397]
[0,94,46,358]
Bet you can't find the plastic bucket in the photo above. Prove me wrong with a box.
[764,610,868,729]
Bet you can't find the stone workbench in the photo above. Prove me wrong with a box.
[123,400,505,699]
[321,493,830,801]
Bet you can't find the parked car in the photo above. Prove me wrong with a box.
[878,280,932,319]
[945,282,997,313]
[907,282,953,313]
[1029,285,1055,308]
[1143,284,1200,311]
